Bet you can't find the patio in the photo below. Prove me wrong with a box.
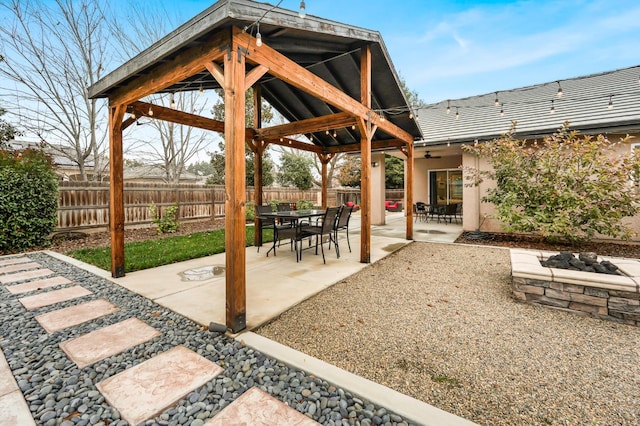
[52,212,462,331]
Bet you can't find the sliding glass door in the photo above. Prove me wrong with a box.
[428,170,463,206]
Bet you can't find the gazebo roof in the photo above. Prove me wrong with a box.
[89,0,422,149]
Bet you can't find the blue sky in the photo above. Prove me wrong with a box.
[174,0,640,104]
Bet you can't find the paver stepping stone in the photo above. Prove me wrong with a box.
[0,256,31,267]
[0,262,41,275]
[0,269,54,285]
[206,387,320,425]
[19,286,92,311]
[5,276,72,295]
[35,299,120,333]
[96,345,223,426]
[60,317,160,369]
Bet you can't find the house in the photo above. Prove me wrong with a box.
[403,64,640,240]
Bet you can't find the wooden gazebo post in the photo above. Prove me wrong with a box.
[319,153,333,209]
[108,105,126,278]
[223,34,248,333]
[360,45,373,264]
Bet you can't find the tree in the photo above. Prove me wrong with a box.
[337,155,361,187]
[109,5,213,183]
[186,160,214,177]
[0,0,110,180]
[206,142,275,186]
[385,155,405,189]
[0,107,20,149]
[278,151,313,190]
[463,122,640,242]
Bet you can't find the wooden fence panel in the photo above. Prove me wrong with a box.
[55,182,404,232]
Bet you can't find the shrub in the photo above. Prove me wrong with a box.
[149,203,180,234]
[0,148,58,253]
[463,122,640,242]
[297,199,314,210]
[246,201,256,221]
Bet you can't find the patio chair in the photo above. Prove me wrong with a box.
[298,206,341,263]
[255,205,275,253]
[415,202,428,222]
[333,204,354,253]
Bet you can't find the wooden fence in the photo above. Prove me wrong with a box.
[56,181,404,232]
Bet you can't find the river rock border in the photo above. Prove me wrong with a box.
[510,248,640,326]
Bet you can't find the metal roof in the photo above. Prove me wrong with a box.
[88,0,422,148]
[416,65,640,147]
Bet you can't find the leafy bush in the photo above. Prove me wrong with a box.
[463,122,640,242]
[296,199,314,210]
[149,203,180,234]
[246,200,256,221]
[0,148,58,252]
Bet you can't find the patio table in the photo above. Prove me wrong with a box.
[259,209,326,257]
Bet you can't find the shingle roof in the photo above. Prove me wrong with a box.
[416,65,640,146]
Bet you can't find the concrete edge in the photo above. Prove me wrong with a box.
[42,250,114,281]
[237,332,477,426]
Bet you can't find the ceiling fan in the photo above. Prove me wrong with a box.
[424,151,442,159]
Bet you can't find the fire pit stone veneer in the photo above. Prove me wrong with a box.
[510,248,640,326]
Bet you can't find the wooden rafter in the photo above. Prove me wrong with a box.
[235,29,413,144]
[109,31,230,107]
[255,112,356,140]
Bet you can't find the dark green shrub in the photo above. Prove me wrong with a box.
[0,148,59,253]
[297,199,314,210]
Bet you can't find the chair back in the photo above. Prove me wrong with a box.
[256,205,273,216]
[277,203,292,212]
[321,207,341,233]
[336,205,353,229]
[416,201,426,212]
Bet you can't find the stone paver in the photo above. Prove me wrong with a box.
[35,299,120,333]
[5,276,72,295]
[206,387,320,425]
[18,286,92,311]
[0,350,35,425]
[59,317,160,369]
[96,345,223,426]
[0,256,31,267]
[0,268,54,285]
[0,262,41,275]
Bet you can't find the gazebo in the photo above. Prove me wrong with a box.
[88,0,423,332]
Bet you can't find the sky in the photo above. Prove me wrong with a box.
[173,0,640,104]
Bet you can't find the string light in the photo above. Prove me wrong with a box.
[550,100,555,114]
[351,124,356,130]
[256,23,262,47]
[500,103,504,117]
[170,94,176,109]
[325,129,329,135]
[494,92,499,107]
[333,130,337,137]
[608,95,613,110]
[299,1,306,18]
[556,81,563,98]
[455,108,459,120]
[446,100,450,114]
[199,85,204,95]
[148,105,153,116]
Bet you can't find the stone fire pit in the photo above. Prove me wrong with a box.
[510,249,640,326]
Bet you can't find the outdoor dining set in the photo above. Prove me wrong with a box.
[412,201,462,224]
[255,203,354,264]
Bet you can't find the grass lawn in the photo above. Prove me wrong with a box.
[68,226,273,273]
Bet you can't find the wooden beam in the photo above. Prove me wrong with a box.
[235,30,414,143]
[261,137,322,154]
[255,112,356,140]
[109,104,127,278]
[110,31,230,107]
[360,46,372,264]
[129,101,228,134]
[205,61,224,87]
[245,65,269,89]
[225,33,247,333]
[252,86,264,247]
[325,139,404,154]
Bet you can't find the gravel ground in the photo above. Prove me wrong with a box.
[256,242,640,426]
[1,251,416,426]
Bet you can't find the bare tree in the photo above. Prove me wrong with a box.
[0,0,110,180]
[108,3,214,182]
